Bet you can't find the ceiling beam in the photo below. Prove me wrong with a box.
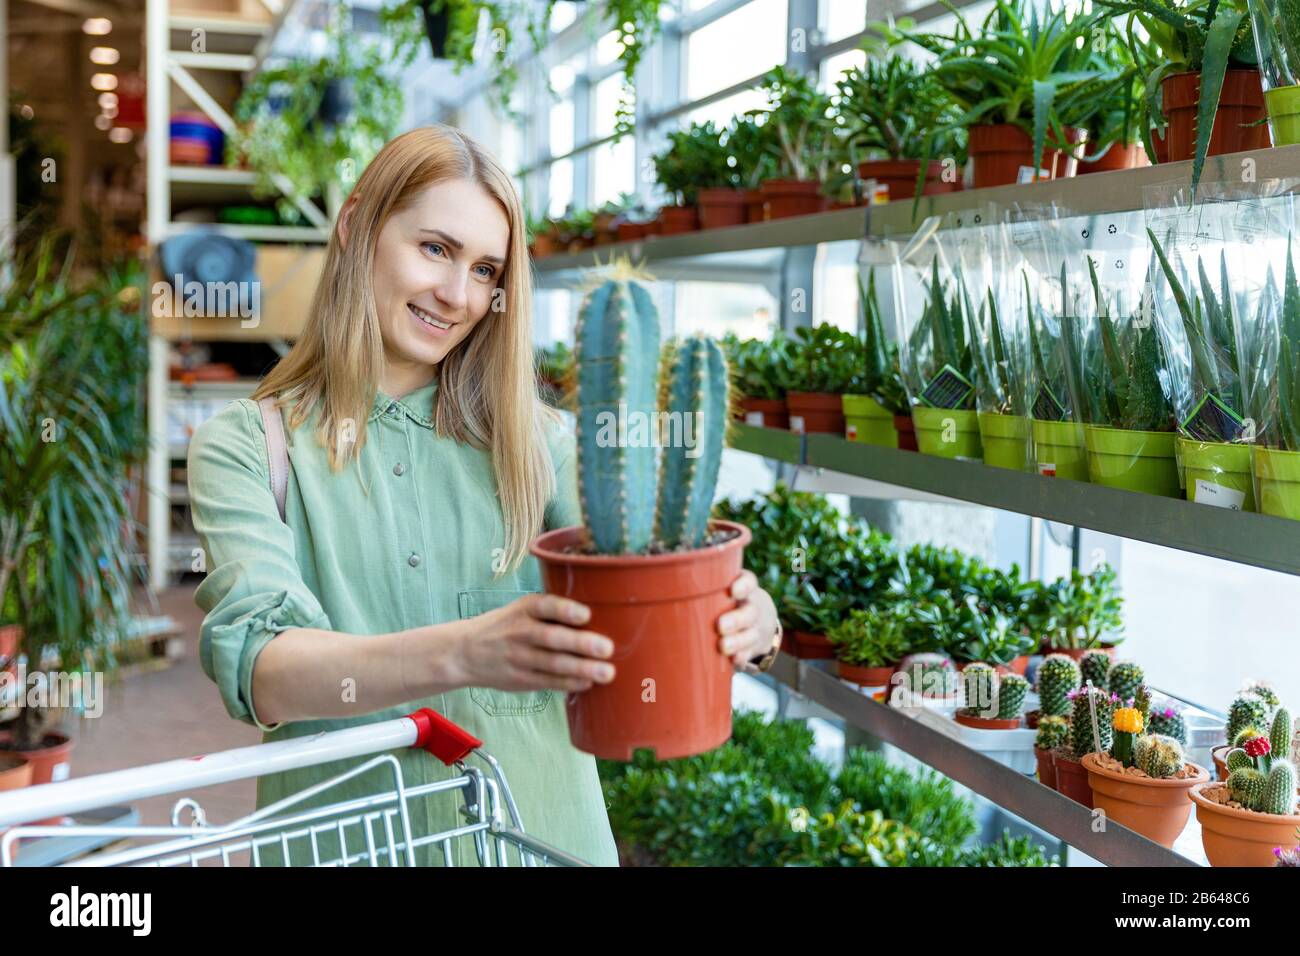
[17,0,120,17]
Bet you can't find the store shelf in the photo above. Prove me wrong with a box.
[168,166,259,205]
[169,14,270,55]
[532,144,1300,276]
[729,424,1300,578]
[769,655,1199,867]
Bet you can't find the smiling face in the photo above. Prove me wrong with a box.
[363,178,510,394]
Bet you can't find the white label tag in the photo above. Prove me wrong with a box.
[789,415,805,434]
[955,455,981,464]
[744,411,764,426]
[51,761,70,782]
[1038,462,1057,477]
[846,423,858,440]
[1194,479,1245,510]
[1017,166,1051,184]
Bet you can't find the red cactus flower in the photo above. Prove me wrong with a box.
[1244,736,1272,758]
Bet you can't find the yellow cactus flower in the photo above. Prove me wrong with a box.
[1113,707,1144,734]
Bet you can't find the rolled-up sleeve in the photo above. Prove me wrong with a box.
[188,400,331,731]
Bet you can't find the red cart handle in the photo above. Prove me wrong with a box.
[406,708,483,765]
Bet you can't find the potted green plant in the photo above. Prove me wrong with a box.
[1099,0,1269,196]
[530,271,747,761]
[1083,706,1209,847]
[844,270,912,448]
[828,605,909,687]
[725,112,782,223]
[892,1,1115,192]
[748,66,838,218]
[785,323,866,434]
[1053,684,1117,806]
[1022,258,1092,479]
[834,46,965,201]
[721,331,792,429]
[535,340,574,406]
[1034,566,1125,658]
[1250,237,1300,518]
[969,272,1033,470]
[651,122,730,233]
[1075,20,1153,173]
[1030,652,1082,729]
[955,663,1029,729]
[894,652,960,706]
[677,121,749,230]
[945,597,1037,673]
[1192,703,1300,865]
[1216,686,1279,778]
[1034,715,1070,788]
[1247,0,1300,144]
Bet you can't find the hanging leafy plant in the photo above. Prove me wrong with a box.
[606,0,670,136]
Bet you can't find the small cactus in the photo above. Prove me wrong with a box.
[1035,715,1069,751]
[1079,650,1111,690]
[1148,705,1187,746]
[1036,654,1081,718]
[961,663,998,717]
[1133,684,1152,730]
[1107,660,1144,706]
[1226,747,1254,774]
[1228,767,1267,811]
[1271,708,1293,769]
[1241,680,1281,710]
[1136,734,1185,779]
[1233,725,1264,748]
[1261,761,1298,816]
[1227,692,1272,745]
[1111,706,1144,767]
[1069,685,1115,759]
[997,673,1029,720]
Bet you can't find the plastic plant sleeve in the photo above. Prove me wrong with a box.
[1247,0,1300,145]
[852,238,912,428]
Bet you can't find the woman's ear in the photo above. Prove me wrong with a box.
[337,193,359,250]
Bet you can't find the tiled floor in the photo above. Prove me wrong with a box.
[70,580,260,829]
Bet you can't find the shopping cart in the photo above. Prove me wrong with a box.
[0,708,590,867]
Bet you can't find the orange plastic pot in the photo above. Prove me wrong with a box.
[745,189,767,222]
[787,391,845,434]
[1078,141,1149,174]
[657,204,700,235]
[1212,745,1230,782]
[1161,70,1271,162]
[894,414,919,452]
[1035,747,1058,790]
[1082,753,1207,848]
[1190,783,1300,867]
[759,179,827,219]
[1054,752,1094,807]
[737,396,789,430]
[836,661,897,687]
[697,188,748,229]
[954,712,1022,730]
[858,160,962,200]
[0,731,74,826]
[530,520,750,761]
[789,630,834,660]
[968,123,1087,188]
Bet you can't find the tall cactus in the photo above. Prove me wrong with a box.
[1036,654,1080,718]
[575,278,661,554]
[1069,685,1115,759]
[1271,707,1293,765]
[656,335,729,549]
[997,674,1029,720]
[1262,761,1298,816]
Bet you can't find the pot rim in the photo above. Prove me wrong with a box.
[954,711,1022,729]
[0,730,73,754]
[1081,752,1208,788]
[531,519,751,569]
[1189,782,1300,822]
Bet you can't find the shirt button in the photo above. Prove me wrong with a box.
[408,553,421,568]
[387,403,399,417]
[393,462,405,476]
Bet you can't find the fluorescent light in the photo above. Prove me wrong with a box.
[98,92,118,110]
[82,18,112,36]
[91,73,118,91]
[108,127,133,144]
[90,47,120,66]
[94,114,112,131]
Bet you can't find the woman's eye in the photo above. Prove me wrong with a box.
[474,264,496,279]
[421,242,444,257]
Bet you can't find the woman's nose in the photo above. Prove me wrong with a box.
[433,269,470,313]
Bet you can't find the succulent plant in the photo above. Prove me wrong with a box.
[900,652,958,698]
[1226,747,1255,774]
[1148,705,1188,746]
[1233,725,1264,748]
[1107,660,1145,706]
[1036,654,1081,718]
[1079,650,1111,691]
[1035,715,1070,751]
[1262,761,1298,816]
[1229,767,1268,810]
[1242,680,1282,710]
[961,662,998,717]
[1111,706,1145,767]
[997,674,1030,720]
[1069,685,1116,760]
[1227,691,1273,746]
[574,275,729,555]
[1135,734,1186,779]
[1271,707,1293,767]
[1133,684,1152,731]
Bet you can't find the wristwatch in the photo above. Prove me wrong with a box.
[748,621,783,673]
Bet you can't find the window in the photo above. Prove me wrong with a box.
[550,98,575,157]
[814,241,861,332]
[548,158,574,217]
[686,0,787,101]
[591,136,636,206]
[820,0,866,43]
[821,48,866,92]
[686,88,768,128]
[675,281,778,340]
[593,73,625,139]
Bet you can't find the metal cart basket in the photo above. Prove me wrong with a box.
[0,708,590,867]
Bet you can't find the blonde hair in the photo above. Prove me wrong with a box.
[253,124,555,573]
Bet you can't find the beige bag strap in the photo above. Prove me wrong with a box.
[257,396,290,522]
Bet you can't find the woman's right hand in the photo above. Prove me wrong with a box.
[453,594,616,693]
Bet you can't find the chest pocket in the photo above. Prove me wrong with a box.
[458,588,554,717]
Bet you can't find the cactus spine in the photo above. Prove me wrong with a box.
[1261,761,1298,816]
[961,663,998,717]
[1107,660,1144,706]
[1226,747,1253,773]
[655,335,729,549]
[1079,650,1111,690]
[997,673,1029,720]
[1069,686,1115,759]
[1228,767,1267,810]
[1135,734,1185,779]
[1271,708,1293,768]
[1036,654,1080,718]
[1148,705,1188,746]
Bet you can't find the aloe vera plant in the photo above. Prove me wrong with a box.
[1272,237,1300,450]
[857,269,910,414]
[1247,0,1300,89]
[1025,266,1082,422]
[902,255,978,411]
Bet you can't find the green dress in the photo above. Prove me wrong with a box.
[187,380,618,866]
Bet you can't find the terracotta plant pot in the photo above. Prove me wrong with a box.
[969,123,1087,188]
[657,204,700,235]
[1190,783,1300,867]
[857,160,962,200]
[697,187,748,230]
[894,414,919,452]
[1078,141,1149,174]
[786,391,845,435]
[1001,655,1030,677]
[1212,745,1230,782]
[530,520,751,760]
[745,189,767,223]
[759,179,827,219]
[1053,751,1095,807]
[737,396,789,430]
[789,630,834,660]
[1055,644,1119,663]
[0,752,32,792]
[954,711,1022,730]
[616,221,652,242]
[1161,70,1271,163]
[531,233,562,258]
[836,660,897,687]
[1035,746,1058,789]
[0,731,75,827]
[1082,753,1207,848]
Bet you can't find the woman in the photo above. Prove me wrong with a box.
[188,125,781,867]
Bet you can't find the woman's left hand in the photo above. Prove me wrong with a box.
[717,570,780,672]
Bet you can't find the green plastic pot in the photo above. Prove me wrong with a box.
[1179,437,1255,512]
[978,413,1030,471]
[1083,425,1181,497]
[1254,446,1300,520]
[842,394,898,447]
[912,407,982,460]
[1265,84,1300,147]
[1031,419,1088,481]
